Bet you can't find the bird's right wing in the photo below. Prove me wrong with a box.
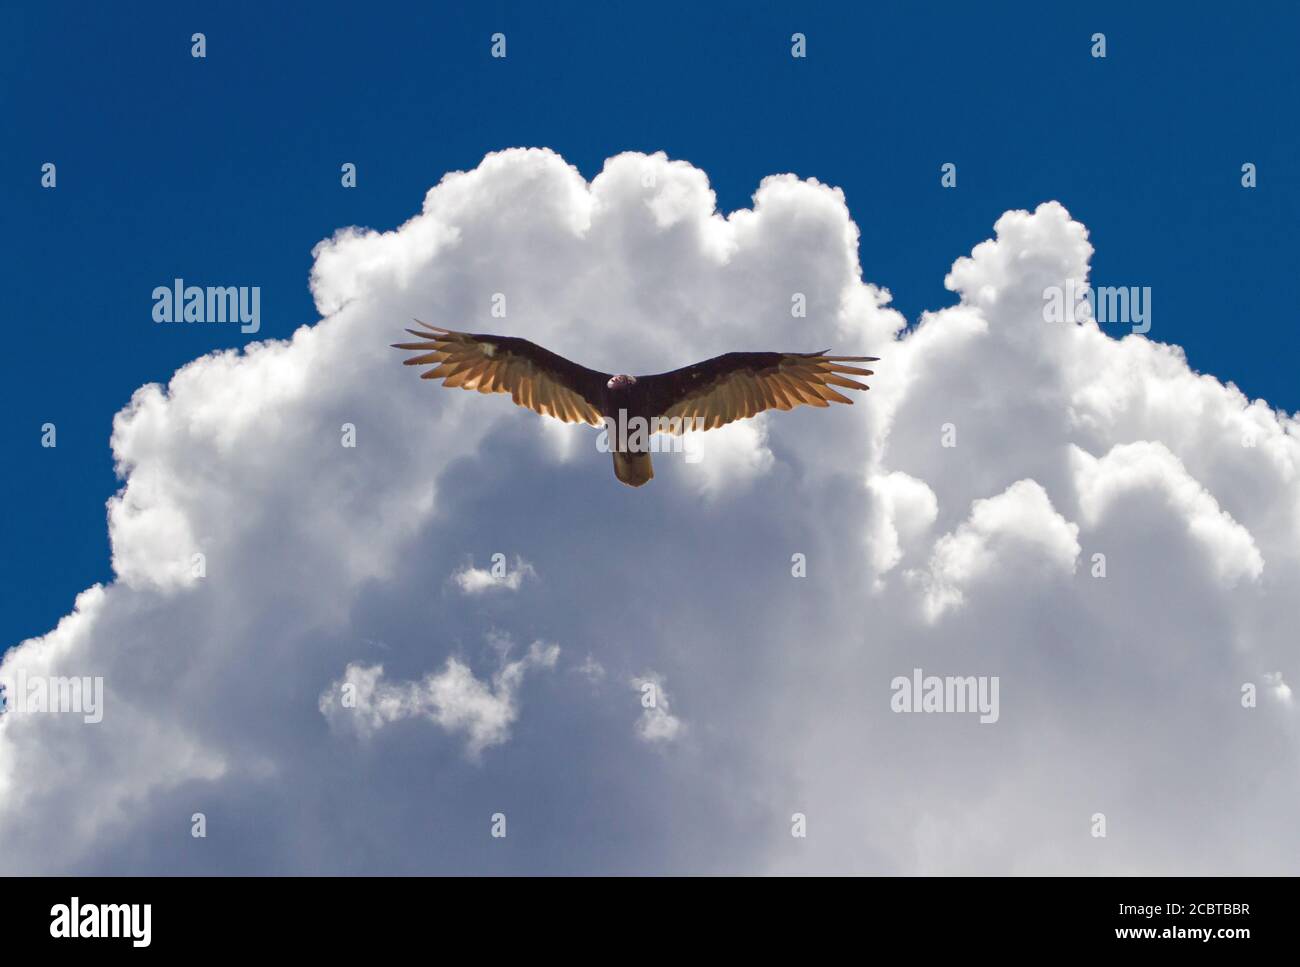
[392,321,608,426]
[636,350,878,433]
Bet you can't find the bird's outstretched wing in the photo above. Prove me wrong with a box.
[392,321,609,426]
[636,350,878,433]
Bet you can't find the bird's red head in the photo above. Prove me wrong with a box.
[607,374,637,390]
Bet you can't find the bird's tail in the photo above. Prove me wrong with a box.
[612,449,654,487]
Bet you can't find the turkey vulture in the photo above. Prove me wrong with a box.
[392,321,878,487]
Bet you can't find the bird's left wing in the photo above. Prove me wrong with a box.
[636,350,878,433]
[392,321,608,426]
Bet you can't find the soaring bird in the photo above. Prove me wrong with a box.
[392,321,878,487]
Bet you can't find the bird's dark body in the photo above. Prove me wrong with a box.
[479,335,788,423]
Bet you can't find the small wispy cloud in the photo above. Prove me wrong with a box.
[574,654,606,686]
[320,639,560,758]
[1263,671,1293,704]
[631,671,684,744]
[451,555,536,594]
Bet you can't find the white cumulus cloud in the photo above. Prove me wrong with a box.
[2,151,1298,874]
[910,479,1080,622]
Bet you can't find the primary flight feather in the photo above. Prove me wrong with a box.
[392,321,878,487]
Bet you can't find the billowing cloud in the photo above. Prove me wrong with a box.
[2,149,1297,874]
[909,479,1080,622]
[866,470,938,580]
[1070,442,1263,587]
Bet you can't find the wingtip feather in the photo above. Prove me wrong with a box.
[411,318,452,334]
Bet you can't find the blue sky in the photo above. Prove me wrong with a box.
[2,2,1299,876]
[3,2,1296,647]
